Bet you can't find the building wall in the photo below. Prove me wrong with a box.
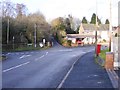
[79,24,84,34]
[113,37,120,67]
[101,31,109,41]
[68,38,76,43]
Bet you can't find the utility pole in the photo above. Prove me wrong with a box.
[34,24,37,48]
[7,18,9,44]
[109,0,112,52]
[95,0,98,56]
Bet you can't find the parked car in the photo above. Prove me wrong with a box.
[76,40,84,46]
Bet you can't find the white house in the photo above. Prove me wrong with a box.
[67,23,110,44]
[79,23,110,42]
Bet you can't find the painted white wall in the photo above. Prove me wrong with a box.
[68,38,76,43]
[101,31,109,41]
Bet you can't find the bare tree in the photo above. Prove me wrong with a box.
[1,0,16,17]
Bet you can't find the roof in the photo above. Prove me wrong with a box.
[67,34,101,38]
[81,24,109,31]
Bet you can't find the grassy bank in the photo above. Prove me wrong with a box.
[99,49,109,60]
[95,48,109,67]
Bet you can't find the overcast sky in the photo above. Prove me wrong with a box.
[10,0,119,26]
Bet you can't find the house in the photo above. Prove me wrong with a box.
[67,23,110,45]
[112,26,120,37]
[79,23,110,42]
[112,26,120,68]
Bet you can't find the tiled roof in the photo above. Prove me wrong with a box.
[81,24,109,31]
[67,34,101,38]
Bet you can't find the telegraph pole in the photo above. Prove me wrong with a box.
[109,0,112,52]
[95,0,98,56]
[7,18,9,44]
[34,24,37,48]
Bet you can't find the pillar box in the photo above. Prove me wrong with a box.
[96,44,101,56]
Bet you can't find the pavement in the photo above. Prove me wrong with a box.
[60,51,114,88]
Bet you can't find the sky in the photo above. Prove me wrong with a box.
[10,0,119,26]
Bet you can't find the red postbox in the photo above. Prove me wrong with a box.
[96,44,101,56]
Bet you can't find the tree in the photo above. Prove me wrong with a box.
[26,11,50,43]
[16,3,28,18]
[90,13,101,24]
[51,17,65,35]
[51,17,64,28]
[82,17,88,24]
[1,1,16,17]
[105,19,110,24]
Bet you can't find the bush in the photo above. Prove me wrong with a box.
[103,39,106,42]
[67,40,72,46]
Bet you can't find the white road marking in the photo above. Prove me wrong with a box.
[3,62,30,73]
[19,55,31,59]
[57,56,79,89]
[6,53,10,55]
[35,55,45,61]
[93,75,98,77]
[97,82,102,84]
[46,52,48,55]
[72,55,77,57]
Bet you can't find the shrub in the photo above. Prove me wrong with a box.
[103,39,106,42]
[67,40,72,46]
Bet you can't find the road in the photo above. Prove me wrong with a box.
[2,40,94,88]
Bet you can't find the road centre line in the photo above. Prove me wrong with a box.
[19,55,31,59]
[3,62,30,73]
[35,55,45,61]
[46,52,48,55]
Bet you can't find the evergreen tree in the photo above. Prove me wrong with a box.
[105,19,110,24]
[82,17,88,24]
[90,13,96,24]
[90,13,101,24]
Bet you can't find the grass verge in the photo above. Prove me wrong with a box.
[99,49,109,60]
[0,56,7,61]
[95,49,109,67]
[2,46,50,52]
